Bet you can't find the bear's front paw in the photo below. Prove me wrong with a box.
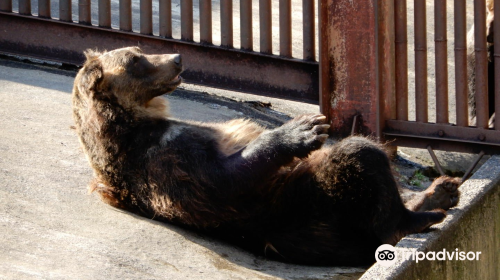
[280,114,330,158]
[418,176,461,211]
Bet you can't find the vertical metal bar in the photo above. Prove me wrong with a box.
[351,114,360,135]
[181,0,193,41]
[454,0,468,127]
[427,146,445,176]
[19,0,31,15]
[434,0,448,124]
[59,0,72,22]
[474,0,489,128]
[378,0,396,139]
[140,0,153,35]
[319,0,330,118]
[160,0,172,38]
[120,0,132,31]
[240,0,252,50]
[0,0,12,12]
[279,0,292,57]
[99,0,111,28]
[461,151,485,182]
[302,0,315,61]
[259,0,272,54]
[38,0,50,18]
[319,0,380,137]
[395,0,408,121]
[495,0,500,130]
[79,0,91,25]
[414,0,428,123]
[200,0,212,44]
[221,0,233,47]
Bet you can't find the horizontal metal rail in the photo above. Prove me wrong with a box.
[0,12,319,102]
[384,120,500,154]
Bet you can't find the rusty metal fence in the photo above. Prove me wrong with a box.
[2,0,500,157]
[0,0,319,101]
[320,0,500,158]
[384,0,500,156]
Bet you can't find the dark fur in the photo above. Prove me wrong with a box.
[73,47,459,266]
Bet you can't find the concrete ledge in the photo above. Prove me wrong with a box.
[361,156,500,279]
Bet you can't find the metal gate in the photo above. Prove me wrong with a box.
[3,0,500,157]
[384,0,500,155]
[0,0,319,102]
[320,0,500,157]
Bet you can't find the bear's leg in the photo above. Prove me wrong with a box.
[254,137,447,265]
[405,176,460,212]
[313,136,446,244]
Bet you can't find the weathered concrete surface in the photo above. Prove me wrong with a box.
[360,156,500,280]
[0,59,366,279]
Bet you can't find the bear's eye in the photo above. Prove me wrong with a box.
[132,55,141,64]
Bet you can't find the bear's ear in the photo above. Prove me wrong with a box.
[78,58,103,95]
[83,49,102,61]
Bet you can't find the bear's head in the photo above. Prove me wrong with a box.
[75,46,183,111]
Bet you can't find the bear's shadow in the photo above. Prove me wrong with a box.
[117,207,369,279]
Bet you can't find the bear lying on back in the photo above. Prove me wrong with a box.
[73,47,460,265]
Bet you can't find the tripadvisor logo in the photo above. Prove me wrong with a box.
[375,244,482,267]
[375,244,398,267]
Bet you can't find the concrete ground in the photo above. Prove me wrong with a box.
[0,57,371,279]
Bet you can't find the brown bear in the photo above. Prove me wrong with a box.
[73,46,460,266]
[468,0,495,125]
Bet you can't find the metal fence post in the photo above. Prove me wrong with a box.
[0,0,12,12]
[79,0,91,25]
[319,0,395,139]
[378,0,396,138]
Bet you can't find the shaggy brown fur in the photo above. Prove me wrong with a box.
[73,47,460,266]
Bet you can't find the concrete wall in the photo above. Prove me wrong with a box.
[361,156,500,279]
